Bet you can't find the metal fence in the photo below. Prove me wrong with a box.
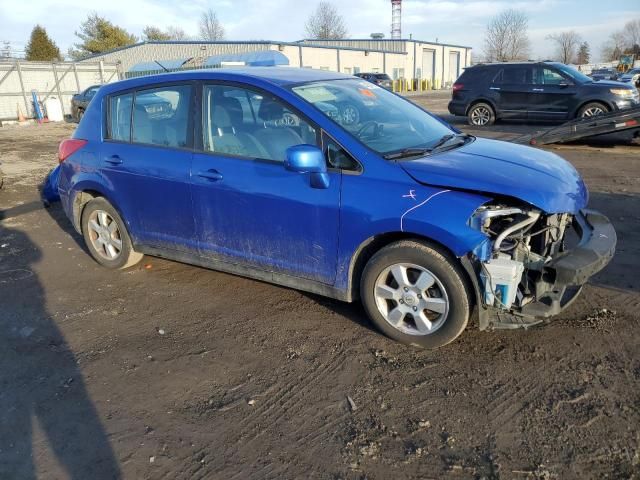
[0,61,121,121]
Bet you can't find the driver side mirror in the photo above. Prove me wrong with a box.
[285,144,329,189]
[558,81,572,88]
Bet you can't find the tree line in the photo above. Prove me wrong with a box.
[483,9,639,65]
[21,2,348,62]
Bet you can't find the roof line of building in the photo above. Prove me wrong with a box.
[78,38,475,62]
[298,38,472,50]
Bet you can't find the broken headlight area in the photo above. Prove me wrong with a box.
[469,204,575,313]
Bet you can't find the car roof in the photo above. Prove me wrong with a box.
[99,67,352,95]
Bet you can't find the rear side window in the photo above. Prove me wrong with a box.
[108,93,133,142]
[132,85,192,148]
[494,66,532,85]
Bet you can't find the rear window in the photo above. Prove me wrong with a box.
[108,93,133,142]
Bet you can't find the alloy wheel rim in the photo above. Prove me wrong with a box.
[342,106,359,125]
[374,263,449,336]
[581,107,605,118]
[471,106,490,125]
[88,210,123,261]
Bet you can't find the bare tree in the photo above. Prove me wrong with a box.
[547,31,581,64]
[166,26,189,41]
[199,9,225,41]
[483,9,530,62]
[305,1,348,40]
[600,31,626,62]
[622,19,640,48]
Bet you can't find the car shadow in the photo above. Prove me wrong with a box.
[0,221,121,479]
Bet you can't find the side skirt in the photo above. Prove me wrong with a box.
[136,245,351,302]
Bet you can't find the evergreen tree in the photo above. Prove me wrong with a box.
[68,13,137,60]
[25,25,62,61]
[577,41,590,64]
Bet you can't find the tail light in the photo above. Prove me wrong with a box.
[58,139,87,163]
[452,83,464,92]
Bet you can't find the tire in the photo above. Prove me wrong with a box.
[81,197,143,269]
[467,102,495,126]
[360,240,470,349]
[577,102,609,119]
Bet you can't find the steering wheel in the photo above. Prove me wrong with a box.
[356,121,381,140]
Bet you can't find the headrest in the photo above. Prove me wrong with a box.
[212,105,232,129]
[258,98,284,121]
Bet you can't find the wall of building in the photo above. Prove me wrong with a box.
[79,39,471,88]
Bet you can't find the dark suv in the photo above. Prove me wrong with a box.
[354,72,393,89]
[448,61,639,126]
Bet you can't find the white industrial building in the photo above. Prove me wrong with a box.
[80,38,472,88]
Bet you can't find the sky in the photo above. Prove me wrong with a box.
[1,0,639,62]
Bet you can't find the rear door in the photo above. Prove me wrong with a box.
[530,66,578,120]
[100,83,196,251]
[492,65,532,119]
[190,82,341,284]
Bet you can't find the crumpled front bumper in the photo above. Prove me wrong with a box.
[519,209,616,318]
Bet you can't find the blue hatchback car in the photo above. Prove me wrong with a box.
[57,68,616,348]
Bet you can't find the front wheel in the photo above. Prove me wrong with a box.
[81,197,143,269]
[360,241,470,349]
[577,102,609,119]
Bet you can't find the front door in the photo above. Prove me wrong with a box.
[100,83,196,251]
[529,66,578,121]
[191,83,341,285]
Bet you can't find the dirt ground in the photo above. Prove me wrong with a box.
[1,96,639,480]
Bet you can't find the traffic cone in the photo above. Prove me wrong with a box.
[17,103,26,122]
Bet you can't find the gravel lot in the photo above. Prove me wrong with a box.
[1,96,639,479]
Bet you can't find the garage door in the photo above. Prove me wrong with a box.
[422,49,435,83]
[448,51,460,85]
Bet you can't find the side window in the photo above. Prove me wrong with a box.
[85,87,98,99]
[500,66,531,85]
[536,68,566,85]
[108,92,133,142]
[132,85,192,148]
[324,135,361,172]
[203,84,318,162]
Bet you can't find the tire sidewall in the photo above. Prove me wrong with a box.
[360,241,470,349]
[81,198,134,269]
[467,102,495,126]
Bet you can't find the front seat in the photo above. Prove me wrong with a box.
[208,106,269,159]
[254,99,305,161]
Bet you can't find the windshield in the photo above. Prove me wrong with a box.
[291,79,454,155]
[552,63,593,84]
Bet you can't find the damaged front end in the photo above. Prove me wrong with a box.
[467,203,616,330]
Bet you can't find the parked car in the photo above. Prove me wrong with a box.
[71,85,173,123]
[355,72,393,90]
[589,68,619,82]
[56,68,616,349]
[71,85,101,122]
[448,61,639,126]
[617,68,640,88]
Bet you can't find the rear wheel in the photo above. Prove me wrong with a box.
[577,102,609,119]
[81,197,143,269]
[360,241,470,349]
[467,102,495,126]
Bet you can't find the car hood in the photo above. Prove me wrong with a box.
[399,137,588,214]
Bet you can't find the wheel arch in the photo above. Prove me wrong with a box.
[465,98,497,117]
[571,99,613,119]
[71,185,123,234]
[346,231,475,305]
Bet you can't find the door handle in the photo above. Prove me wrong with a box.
[532,88,544,92]
[196,169,223,181]
[489,87,501,91]
[104,155,123,165]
